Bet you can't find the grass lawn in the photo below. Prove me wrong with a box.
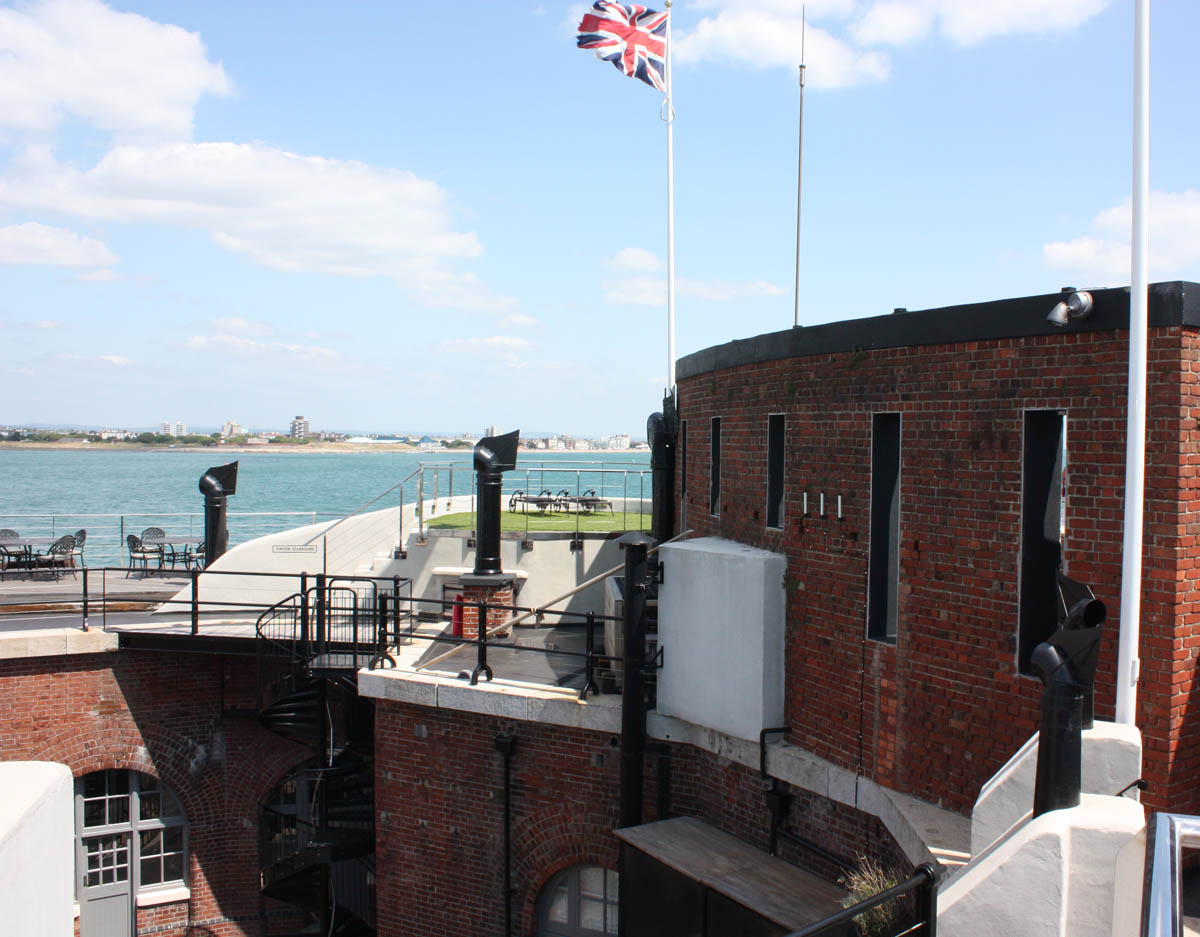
[427,510,652,533]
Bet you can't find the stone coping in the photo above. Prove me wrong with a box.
[0,626,118,659]
[358,661,971,873]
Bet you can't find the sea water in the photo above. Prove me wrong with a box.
[0,448,650,565]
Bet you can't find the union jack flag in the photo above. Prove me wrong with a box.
[577,2,669,92]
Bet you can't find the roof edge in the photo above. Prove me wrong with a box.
[677,281,1197,381]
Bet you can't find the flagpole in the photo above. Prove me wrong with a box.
[1116,0,1150,726]
[665,0,676,395]
[793,8,806,328]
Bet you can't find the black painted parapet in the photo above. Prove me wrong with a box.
[198,461,238,568]
[472,431,519,577]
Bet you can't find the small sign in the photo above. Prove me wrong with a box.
[272,544,318,554]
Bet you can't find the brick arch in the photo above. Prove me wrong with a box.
[515,802,620,936]
[28,721,216,828]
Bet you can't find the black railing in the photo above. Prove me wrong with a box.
[371,592,627,697]
[783,864,938,937]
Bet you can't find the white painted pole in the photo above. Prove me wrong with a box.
[793,9,806,328]
[665,1,677,393]
[1115,0,1150,726]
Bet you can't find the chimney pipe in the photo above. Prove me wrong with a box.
[471,430,519,578]
[198,461,238,568]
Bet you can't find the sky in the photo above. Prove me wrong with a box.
[1,0,1197,438]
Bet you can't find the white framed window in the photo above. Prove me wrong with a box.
[538,865,619,937]
[75,770,188,903]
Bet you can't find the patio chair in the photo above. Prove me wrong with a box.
[179,541,206,571]
[126,534,160,577]
[72,529,87,569]
[36,534,76,580]
[140,526,166,566]
[0,528,20,573]
[508,490,525,513]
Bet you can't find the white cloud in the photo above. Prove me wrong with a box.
[0,222,117,267]
[439,335,532,365]
[0,0,231,141]
[602,249,785,305]
[674,1,1113,82]
[504,313,540,327]
[211,317,273,337]
[1042,190,1200,284]
[676,11,890,87]
[186,333,339,363]
[76,268,117,282]
[608,247,665,273]
[0,142,512,311]
[32,320,62,329]
[56,352,130,366]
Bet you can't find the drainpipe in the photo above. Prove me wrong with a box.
[495,734,517,937]
[1031,643,1084,817]
[619,532,653,829]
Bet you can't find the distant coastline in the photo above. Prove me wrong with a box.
[0,441,638,455]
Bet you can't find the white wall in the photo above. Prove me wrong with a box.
[939,794,1145,937]
[970,721,1142,855]
[656,537,786,742]
[165,496,640,620]
[0,762,74,936]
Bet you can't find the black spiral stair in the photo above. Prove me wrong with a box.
[257,582,380,936]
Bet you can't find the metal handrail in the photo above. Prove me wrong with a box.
[783,863,938,937]
[1142,812,1200,936]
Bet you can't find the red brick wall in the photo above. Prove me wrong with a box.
[677,326,1196,813]
[374,700,901,937]
[0,650,308,937]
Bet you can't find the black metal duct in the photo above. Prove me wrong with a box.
[647,397,677,543]
[198,461,238,568]
[1030,573,1105,818]
[471,430,519,577]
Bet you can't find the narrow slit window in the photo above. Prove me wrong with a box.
[766,414,785,529]
[1019,410,1066,673]
[710,417,721,517]
[679,420,688,496]
[868,413,901,642]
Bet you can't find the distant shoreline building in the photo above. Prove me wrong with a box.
[159,420,186,437]
[289,415,309,439]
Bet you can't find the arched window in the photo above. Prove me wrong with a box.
[74,770,189,936]
[538,865,619,937]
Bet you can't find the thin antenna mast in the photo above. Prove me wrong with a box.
[792,7,806,327]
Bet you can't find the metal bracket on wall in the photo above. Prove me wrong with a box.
[466,538,475,549]
[569,538,583,552]
[521,539,533,551]
[393,548,407,560]
[652,646,664,669]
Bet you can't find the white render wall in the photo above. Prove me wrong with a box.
[656,537,786,743]
[970,721,1142,855]
[939,794,1145,937]
[0,762,74,936]
[165,497,640,619]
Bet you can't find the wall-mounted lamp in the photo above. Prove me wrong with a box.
[1047,289,1094,327]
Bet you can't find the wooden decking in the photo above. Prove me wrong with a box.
[616,816,847,932]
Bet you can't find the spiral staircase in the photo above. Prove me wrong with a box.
[256,581,386,936]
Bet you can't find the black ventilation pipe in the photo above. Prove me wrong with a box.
[618,531,653,829]
[1031,573,1105,818]
[647,396,677,543]
[471,431,519,578]
[198,461,238,568]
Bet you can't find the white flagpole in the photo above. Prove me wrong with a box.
[793,8,806,328]
[665,1,676,395]
[1116,0,1150,726]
